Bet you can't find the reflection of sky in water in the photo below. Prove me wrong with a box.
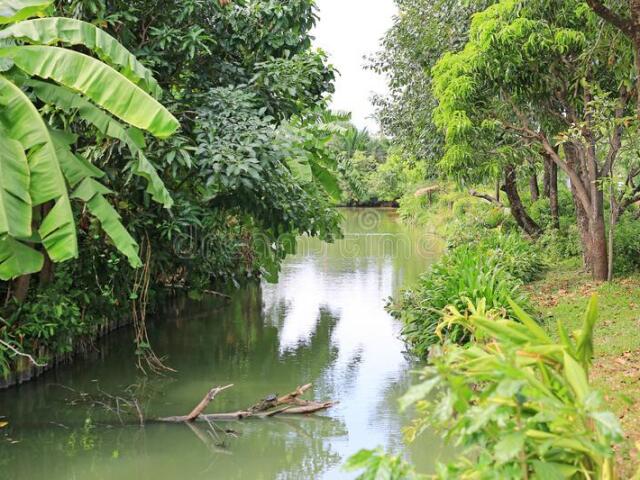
[263,225,419,479]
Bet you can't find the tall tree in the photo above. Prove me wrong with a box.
[432,0,640,280]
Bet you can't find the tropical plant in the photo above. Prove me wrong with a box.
[475,231,547,283]
[344,448,424,480]
[0,0,178,280]
[350,297,624,479]
[391,241,534,357]
[402,296,622,479]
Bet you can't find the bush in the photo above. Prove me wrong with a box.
[538,225,582,261]
[392,244,535,357]
[352,297,624,479]
[613,213,640,276]
[478,231,547,283]
[397,192,431,225]
[392,230,545,357]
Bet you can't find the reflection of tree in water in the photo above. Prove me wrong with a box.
[0,287,348,480]
[0,413,346,480]
[295,209,440,292]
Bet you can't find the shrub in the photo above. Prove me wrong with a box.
[392,230,545,357]
[538,225,582,261]
[397,192,431,225]
[391,244,533,357]
[613,213,640,276]
[350,297,624,479]
[405,297,622,479]
[477,231,547,283]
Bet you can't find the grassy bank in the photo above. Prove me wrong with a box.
[527,261,640,474]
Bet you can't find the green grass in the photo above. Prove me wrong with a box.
[527,261,640,474]
[529,260,640,357]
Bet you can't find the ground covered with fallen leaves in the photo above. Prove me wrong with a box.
[526,261,640,476]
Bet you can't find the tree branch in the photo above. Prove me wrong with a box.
[0,339,47,368]
[585,0,635,37]
[469,189,504,207]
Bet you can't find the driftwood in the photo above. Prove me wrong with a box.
[158,383,335,424]
[158,384,234,422]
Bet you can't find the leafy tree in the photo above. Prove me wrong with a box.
[369,0,494,165]
[53,0,342,287]
[432,0,640,280]
[0,0,177,283]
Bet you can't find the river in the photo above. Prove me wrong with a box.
[0,208,445,479]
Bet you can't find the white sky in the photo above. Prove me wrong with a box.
[312,0,397,132]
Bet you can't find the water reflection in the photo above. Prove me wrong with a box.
[0,208,445,480]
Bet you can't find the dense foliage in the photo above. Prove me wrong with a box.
[350,1,640,476]
[392,230,542,356]
[0,1,178,280]
[371,0,640,282]
[0,0,344,374]
[353,298,624,479]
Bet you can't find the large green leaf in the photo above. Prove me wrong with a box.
[27,80,173,207]
[38,194,75,260]
[310,162,341,201]
[0,73,77,263]
[0,17,160,96]
[72,178,141,267]
[1,45,179,138]
[286,157,313,183]
[0,0,51,24]
[563,351,589,403]
[52,132,140,266]
[0,135,32,238]
[576,294,598,371]
[50,128,104,187]
[0,235,43,280]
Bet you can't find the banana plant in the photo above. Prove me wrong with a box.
[0,0,179,280]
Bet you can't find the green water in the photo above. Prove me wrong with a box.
[0,208,446,480]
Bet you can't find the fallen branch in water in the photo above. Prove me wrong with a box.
[159,384,234,423]
[0,339,46,368]
[157,383,336,423]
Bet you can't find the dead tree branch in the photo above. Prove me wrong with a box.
[157,383,336,424]
[0,339,46,368]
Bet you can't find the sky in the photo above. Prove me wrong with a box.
[312,0,397,132]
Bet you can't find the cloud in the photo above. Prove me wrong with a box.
[312,0,396,132]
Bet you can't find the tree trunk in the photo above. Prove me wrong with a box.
[549,160,559,229]
[573,192,592,271]
[586,133,609,282]
[543,159,551,198]
[39,255,55,287]
[589,211,609,282]
[12,275,31,303]
[529,172,540,202]
[502,164,542,237]
[564,143,592,271]
[564,140,609,281]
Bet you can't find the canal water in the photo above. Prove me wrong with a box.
[0,208,445,479]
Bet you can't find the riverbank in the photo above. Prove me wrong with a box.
[526,261,640,474]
